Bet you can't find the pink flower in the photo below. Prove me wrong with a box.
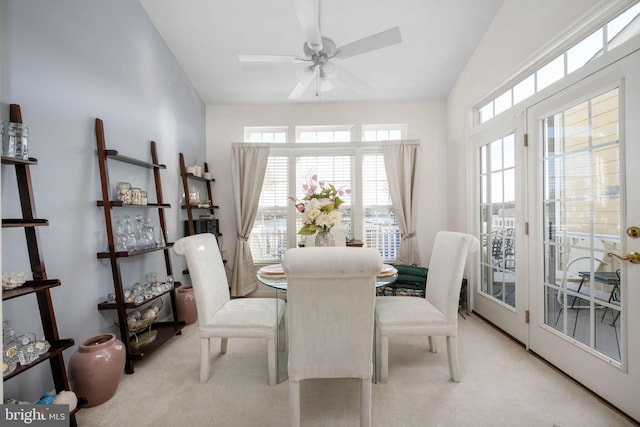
[303,184,309,190]
[310,185,317,192]
[311,174,317,181]
[297,204,305,212]
[345,189,352,195]
[338,190,344,196]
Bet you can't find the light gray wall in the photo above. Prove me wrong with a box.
[446,0,610,232]
[1,0,205,399]
[206,100,448,273]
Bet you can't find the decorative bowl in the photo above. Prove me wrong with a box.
[127,298,163,334]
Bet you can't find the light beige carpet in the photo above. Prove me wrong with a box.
[76,314,635,426]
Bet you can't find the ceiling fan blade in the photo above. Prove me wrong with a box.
[238,54,307,63]
[288,65,318,99]
[332,65,370,93]
[294,0,323,52]
[334,26,402,60]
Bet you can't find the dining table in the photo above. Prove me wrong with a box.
[256,263,398,384]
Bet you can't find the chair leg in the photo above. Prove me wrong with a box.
[200,337,211,383]
[360,377,372,427]
[446,335,460,383]
[428,336,437,353]
[220,337,228,354]
[379,334,389,383]
[289,379,300,427]
[267,337,276,386]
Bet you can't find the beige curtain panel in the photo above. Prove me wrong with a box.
[230,143,270,297]
[382,140,421,266]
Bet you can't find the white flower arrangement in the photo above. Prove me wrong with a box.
[290,175,350,235]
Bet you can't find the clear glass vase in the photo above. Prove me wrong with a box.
[315,230,335,247]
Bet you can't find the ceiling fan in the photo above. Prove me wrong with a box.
[238,0,402,100]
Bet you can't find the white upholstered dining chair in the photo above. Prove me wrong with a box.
[282,247,383,427]
[375,231,479,383]
[173,233,285,385]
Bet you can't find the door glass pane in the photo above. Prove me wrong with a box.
[479,133,516,307]
[542,87,622,362]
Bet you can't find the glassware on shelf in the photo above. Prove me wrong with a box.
[155,228,166,248]
[123,215,137,252]
[33,338,50,356]
[188,186,200,205]
[3,321,19,376]
[114,216,127,252]
[115,182,131,204]
[134,214,149,250]
[5,122,28,160]
[0,121,5,157]
[143,218,155,249]
[17,333,38,365]
[165,275,174,292]
[129,187,141,205]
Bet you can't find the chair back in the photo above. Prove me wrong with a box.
[282,247,383,381]
[173,234,231,326]
[426,231,479,325]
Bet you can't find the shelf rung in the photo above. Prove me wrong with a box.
[1,339,74,381]
[1,156,38,165]
[97,201,171,208]
[102,149,166,169]
[2,279,61,301]
[2,218,48,228]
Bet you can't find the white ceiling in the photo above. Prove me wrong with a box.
[139,0,504,105]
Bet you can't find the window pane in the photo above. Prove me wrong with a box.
[494,90,512,116]
[249,156,288,262]
[245,127,287,143]
[490,139,502,171]
[479,133,517,307]
[567,29,603,73]
[479,102,494,124]
[537,55,565,91]
[363,130,377,141]
[363,153,399,261]
[503,134,515,169]
[607,3,640,43]
[389,130,402,140]
[295,155,352,234]
[513,74,535,105]
[297,126,353,143]
[298,131,316,143]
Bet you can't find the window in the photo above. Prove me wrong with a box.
[244,126,287,143]
[248,156,289,262]
[362,124,407,141]
[296,125,352,143]
[362,152,400,260]
[476,2,640,125]
[479,134,516,307]
[246,124,404,262]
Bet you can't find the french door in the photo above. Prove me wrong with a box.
[472,116,528,344]
[527,49,640,420]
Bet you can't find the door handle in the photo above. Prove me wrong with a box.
[607,251,640,264]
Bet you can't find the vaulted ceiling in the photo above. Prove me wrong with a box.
[139,0,503,105]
